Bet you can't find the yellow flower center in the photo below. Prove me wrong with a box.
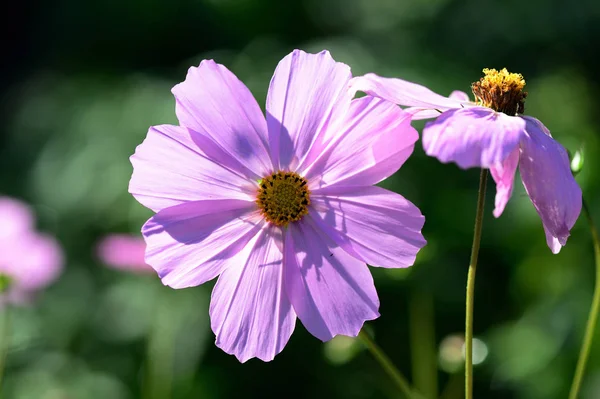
[471,68,527,115]
[256,171,310,227]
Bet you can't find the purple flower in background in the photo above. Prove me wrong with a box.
[97,234,152,274]
[351,69,582,253]
[129,50,426,362]
[0,197,63,304]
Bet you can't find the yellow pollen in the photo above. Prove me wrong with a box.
[471,68,527,115]
[256,171,310,227]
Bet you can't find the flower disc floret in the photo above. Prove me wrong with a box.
[257,171,310,226]
[471,68,527,115]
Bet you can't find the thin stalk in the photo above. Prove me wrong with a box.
[358,329,415,399]
[568,198,600,399]
[465,169,488,399]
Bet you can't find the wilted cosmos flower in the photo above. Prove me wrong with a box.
[97,234,152,274]
[130,50,427,362]
[352,68,582,253]
[0,196,63,304]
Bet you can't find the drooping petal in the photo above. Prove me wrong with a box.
[0,197,33,241]
[266,50,353,170]
[519,117,582,253]
[349,73,469,121]
[490,148,520,218]
[171,60,271,177]
[210,226,296,362]
[422,107,526,169]
[309,186,426,268]
[130,125,257,212]
[303,96,418,189]
[544,226,563,254]
[142,199,263,288]
[284,220,379,342]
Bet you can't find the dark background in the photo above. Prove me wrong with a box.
[2,0,600,398]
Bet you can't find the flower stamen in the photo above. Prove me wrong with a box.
[257,171,310,226]
[471,68,527,115]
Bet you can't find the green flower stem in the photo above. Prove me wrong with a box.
[358,329,416,399]
[568,198,600,399]
[465,169,488,399]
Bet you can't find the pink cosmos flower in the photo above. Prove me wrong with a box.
[0,197,63,304]
[129,50,426,362]
[351,69,582,254]
[97,234,152,274]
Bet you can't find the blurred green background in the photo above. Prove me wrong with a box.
[2,0,600,398]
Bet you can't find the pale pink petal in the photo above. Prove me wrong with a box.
[1,232,63,292]
[0,197,34,241]
[284,221,379,341]
[349,73,467,120]
[422,107,526,169]
[303,96,418,189]
[171,60,271,177]
[519,117,582,254]
[544,227,563,254]
[490,148,520,218]
[309,186,426,268]
[130,125,256,213]
[402,108,443,120]
[404,90,475,121]
[450,90,471,102]
[266,50,352,170]
[97,234,151,273]
[210,227,296,362]
[142,199,263,288]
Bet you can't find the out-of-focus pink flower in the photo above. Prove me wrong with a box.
[129,50,426,362]
[97,234,151,274]
[0,196,63,304]
[0,196,34,240]
[350,69,582,254]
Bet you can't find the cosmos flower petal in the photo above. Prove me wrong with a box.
[519,116,582,253]
[130,124,256,212]
[543,226,563,254]
[422,107,526,169]
[449,90,471,102]
[0,196,34,240]
[490,148,520,218]
[142,199,262,288]
[403,89,474,121]
[172,60,271,178]
[266,50,352,170]
[349,73,468,119]
[210,227,296,363]
[309,186,426,268]
[284,221,380,342]
[304,96,418,189]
